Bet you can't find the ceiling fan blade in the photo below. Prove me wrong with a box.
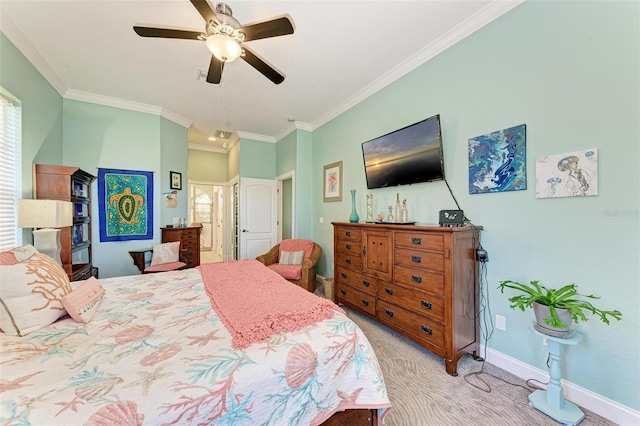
[206,55,224,84]
[241,46,285,85]
[133,26,201,40]
[190,0,217,23]
[239,16,295,42]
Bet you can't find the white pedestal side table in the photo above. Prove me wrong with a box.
[529,327,585,425]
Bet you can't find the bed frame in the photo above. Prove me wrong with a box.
[324,409,378,425]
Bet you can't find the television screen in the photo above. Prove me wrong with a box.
[362,114,444,189]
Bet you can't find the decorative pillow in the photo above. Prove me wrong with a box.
[150,242,180,266]
[279,250,305,265]
[0,252,72,336]
[61,277,105,323]
[268,264,303,281]
[0,244,39,264]
[0,251,18,265]
[279,239,314,261]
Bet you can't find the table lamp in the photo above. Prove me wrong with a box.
[18,199,73,265]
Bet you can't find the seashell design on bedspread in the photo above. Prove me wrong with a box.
[0,267,391,425]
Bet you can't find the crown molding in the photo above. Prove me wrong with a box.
[236,131,275,143]
[64,89,191,128]
[188,143,226,153]
[1,11,67,96]
[310,0,524,132]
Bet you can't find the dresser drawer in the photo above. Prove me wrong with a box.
[377,300,445,354]
[377,282,444,321]
[335,268,377,295]
[336,283,376,316]
[394,248,444,273]
[394,265,445,296]
[335,240,362,256]
[336,254,363,270]
[395,232,444,252]
[335,226,362,242]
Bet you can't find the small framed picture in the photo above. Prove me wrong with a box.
[170,171,182,190]
[323,161,343,202]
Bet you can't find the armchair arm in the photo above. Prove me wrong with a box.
[129,248,153,273]
[256,244,280,266]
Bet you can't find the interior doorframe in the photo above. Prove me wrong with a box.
[188,179,227,260]
[276,170,295,241]
[226,175,239,261]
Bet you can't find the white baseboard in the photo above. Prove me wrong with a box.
[482,345,640,425]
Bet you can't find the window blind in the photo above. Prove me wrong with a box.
[0,92,22,251]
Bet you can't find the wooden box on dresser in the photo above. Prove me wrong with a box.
[333,222,482,376]
[34,164,97,281]
[161,226,202,268]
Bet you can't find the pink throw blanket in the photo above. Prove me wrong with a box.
[198,259,342,348]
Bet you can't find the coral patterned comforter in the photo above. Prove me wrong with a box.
[1,267,390,425]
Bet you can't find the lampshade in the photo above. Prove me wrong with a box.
[206,34,242,62]
[18,199,73,228]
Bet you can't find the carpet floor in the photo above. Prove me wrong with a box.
[340,305,616,426]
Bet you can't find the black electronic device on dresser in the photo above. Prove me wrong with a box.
[439,210,465,227]
[332,221,483,376]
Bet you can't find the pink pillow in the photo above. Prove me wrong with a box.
[150,242,180,265]
[279,239,313,261]
[0,251,18,265]
[61,277,105,323]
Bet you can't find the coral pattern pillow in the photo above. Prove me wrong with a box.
[0,252,72,336]
[61,277,105,323]
[0,244,39,265]
[279,250,305,265]
[279,239,313,261]
[150,242,180,266]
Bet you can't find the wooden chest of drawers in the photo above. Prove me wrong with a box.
[333,222,481,376]
[161,226,202,268]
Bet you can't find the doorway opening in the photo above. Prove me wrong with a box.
[190,182,225,264]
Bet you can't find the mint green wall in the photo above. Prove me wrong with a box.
[160,117,188,225]
[227,141,240,180]
[239,138,276,179]
[0,33,63,200]
[311,1,639,411]
[295,130,313,240]
[276,131,296,176]
[63,99,188,278]
[188,149,228,182]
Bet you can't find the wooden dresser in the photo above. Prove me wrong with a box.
[333,222,481,376]
[161,226,202,268]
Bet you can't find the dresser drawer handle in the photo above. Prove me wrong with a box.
[341,272,347,279]
[384,287,394,296]
[346,231,351,237]
[362,280,370,287]
[411,255,422,263]
[346,244,352,250]
[411,275,422,283]
[421,300,432,310]
[384,308,394,318]
[345,258,352,264]
[362,299,369,307]
[411,237,422,245]
[421,325,433,335]
[340,289,346,295]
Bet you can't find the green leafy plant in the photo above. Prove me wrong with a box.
[497,280,622,329]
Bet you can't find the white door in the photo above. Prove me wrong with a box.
[239,177,277,259]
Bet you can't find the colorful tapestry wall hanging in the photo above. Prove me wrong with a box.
[468,124,527,194]
[98,168,153,242]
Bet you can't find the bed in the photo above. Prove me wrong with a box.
[0,251,391,425]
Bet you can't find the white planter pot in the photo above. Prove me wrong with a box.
[533,301,574,338]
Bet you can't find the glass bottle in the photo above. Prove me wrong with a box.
[394,193,401,223]
[366,194,374,223]
[401,199,408,223]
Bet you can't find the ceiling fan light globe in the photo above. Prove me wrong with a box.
[206,34,242,62]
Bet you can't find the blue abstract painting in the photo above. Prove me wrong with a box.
[468,124,527,194]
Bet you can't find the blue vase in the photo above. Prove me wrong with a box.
[349,189,359,223]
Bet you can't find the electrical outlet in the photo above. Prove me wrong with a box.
[319,216,324,224]
[496,315,506,331]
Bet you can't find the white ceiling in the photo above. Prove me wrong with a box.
[0,0,521,152]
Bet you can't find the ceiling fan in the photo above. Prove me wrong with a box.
[133,0,294,84]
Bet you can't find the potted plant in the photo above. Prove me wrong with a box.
[497,280,622,337]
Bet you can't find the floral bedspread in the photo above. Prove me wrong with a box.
[0,268,390,425]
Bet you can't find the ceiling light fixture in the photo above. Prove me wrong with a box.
[223,142,228,149]
[204,5,245,63]
[206,33,242,62]
[219,130,226,139]
[208,136,216,141]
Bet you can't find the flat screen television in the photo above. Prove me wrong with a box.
[362,114,444,189]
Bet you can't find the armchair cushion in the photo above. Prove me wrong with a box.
[279,239,313,261]
[279,250,305,265]
[268,264,303,281]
